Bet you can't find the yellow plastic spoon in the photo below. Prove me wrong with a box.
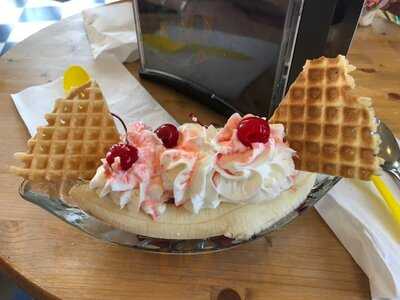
[63,65,90,93]
[371,175,400,226]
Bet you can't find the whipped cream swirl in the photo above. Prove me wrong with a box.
[90,122,168,219]
[211,113,296,205]
[89,114,297,218]
[160,123,220,213]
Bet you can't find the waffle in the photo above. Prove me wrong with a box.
[270,55,381,180]
[11,80,120,181]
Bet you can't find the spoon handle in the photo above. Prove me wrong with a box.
[388,169,400,186]
[371,176,400,226]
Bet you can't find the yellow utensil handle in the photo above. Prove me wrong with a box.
[371,175,400,224]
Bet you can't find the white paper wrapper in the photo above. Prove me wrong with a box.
[11,53,177,137]
[316,160,400,300]
[82,2,139,63]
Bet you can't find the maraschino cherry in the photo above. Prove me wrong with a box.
[106,143,138,170]
[237,116,270,147]
[155,123,179,148]
[106,113,139,171]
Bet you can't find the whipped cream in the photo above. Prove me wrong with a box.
[211,113,296,205]
[89,114,297,219]
[160,123,220,213]
[90,122,168,219]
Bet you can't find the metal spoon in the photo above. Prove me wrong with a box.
[377,120,400,183]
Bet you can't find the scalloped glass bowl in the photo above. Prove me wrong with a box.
[19,175,340,254]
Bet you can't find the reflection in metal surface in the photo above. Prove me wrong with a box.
[134,0,303,116]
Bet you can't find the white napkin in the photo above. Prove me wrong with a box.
[11,53,177,137]
[82,2,139,63]
[316,157,400,300]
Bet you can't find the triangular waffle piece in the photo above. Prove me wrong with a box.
[11,80,120,181]
[270,55,381,180]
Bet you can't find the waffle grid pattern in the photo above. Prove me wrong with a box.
[11,81,120,181]
[271,56,381,180]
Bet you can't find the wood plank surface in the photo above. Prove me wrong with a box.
[0,10,399,300]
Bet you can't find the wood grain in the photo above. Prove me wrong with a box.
[0,11,399,300]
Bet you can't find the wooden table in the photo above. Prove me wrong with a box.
[0,10,399,300]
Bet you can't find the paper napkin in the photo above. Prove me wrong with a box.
[82,2,139,63]
[11,53,177,137]
[316,160,400,300]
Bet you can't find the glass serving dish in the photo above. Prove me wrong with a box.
[19,175,340,255]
